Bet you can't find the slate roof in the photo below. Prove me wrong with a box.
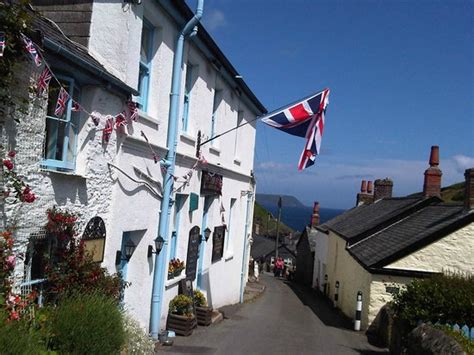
[319,197,438,244]
[296,226,318,252]
[349,204,474,269]
[251,235,296,260]
[28,8,137,96]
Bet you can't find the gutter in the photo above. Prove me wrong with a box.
[44,38,139,96]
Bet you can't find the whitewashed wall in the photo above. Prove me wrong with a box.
[85,0,259,330]
[386,223,474,274]
[312,229,329,290]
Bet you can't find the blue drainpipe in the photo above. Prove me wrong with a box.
[149,0,204,339]
[239,191,253,303]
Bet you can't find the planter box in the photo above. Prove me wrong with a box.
[196,306,212,326]
[166,313,196,336]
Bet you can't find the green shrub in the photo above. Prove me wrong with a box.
[193,290,207,307]
[0,311,46,354]
[391,273,474,327]
[169,294,193,316]
[122,314,155,354]
[435,325,474,354]
[49,292,125,354]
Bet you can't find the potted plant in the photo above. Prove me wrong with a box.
[166,294,196,336]
[194,290,212,326]
[168,259,185,280]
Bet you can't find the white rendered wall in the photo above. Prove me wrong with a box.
[312,230,328,290]
[386,223,474,274]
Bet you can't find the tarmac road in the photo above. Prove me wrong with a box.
[158,274,388,355]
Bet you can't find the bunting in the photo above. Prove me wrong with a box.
[127,100,138,121]
[37,67,52,97]
[114,111,127,135]
[21,35,42,67]
[102,116,114,143]
[54,88,70,117]
[71,101,83,112]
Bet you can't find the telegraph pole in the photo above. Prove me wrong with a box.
[275,197,282,259]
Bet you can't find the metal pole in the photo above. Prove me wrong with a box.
[275,197,282,259]
[149,0,204,339]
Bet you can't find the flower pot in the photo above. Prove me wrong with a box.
[166,313,196,336]
[196,306,212,326]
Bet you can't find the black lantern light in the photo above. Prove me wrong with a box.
[204,227,212,242]
[124,240,136,261]
[148,236,165,258]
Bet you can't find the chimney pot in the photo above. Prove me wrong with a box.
[361,180,367,193]
[464,168,474,210]
[367,181,373,194]
[429,145,440,166]
[311,201,320,227]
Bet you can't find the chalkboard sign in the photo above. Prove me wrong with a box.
[211,225,226,263]
[200,171,223,196]
[185,226,201,281]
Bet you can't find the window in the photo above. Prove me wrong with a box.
[211,90,222,146]
[182,63,194,132]
[169,194,185,259]
[42,77,80,171]
[225,198,236,253]
[138,20,154,111]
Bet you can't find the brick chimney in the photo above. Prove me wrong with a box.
[310,202,320,227]
[356,180,374,206]
[464,168,474,210]
[423,146,442,198]
[374,178,393,201]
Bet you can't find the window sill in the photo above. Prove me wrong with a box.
[138,111,160,127]
[233,158,241,166]
[165,271,186,289]
[209,146,221,156]
[180,133,196,146]
[40,167,87,179]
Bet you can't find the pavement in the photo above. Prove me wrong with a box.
[157,274,388,354]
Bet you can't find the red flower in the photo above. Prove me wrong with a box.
[7,151,16,158]
[3,159,13,170]
[22,186,36,203]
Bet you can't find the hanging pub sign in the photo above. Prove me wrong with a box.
[200,171,223,196]
[185,226,201,281]
[211,225,226,263]
[82,216,106,263]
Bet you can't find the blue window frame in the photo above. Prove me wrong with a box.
[211,90,221,145]
[169,194,185,260]
[182,63,193,132]
[42,76,80,171]
[137,20,154,112]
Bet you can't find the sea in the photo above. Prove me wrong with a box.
[259,204,345,233]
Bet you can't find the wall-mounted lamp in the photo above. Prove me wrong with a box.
[115,240,136,265]
[204,227,212,242]
[147,236,165,258]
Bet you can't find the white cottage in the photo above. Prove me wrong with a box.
[4,0,266,334]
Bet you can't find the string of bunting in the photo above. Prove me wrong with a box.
[20,33,139,145]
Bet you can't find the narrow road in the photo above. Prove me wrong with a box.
[159,274,388,354]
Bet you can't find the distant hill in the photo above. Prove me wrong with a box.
[407,181,465,203]
[253,202,293,237]
[256,194,306,208]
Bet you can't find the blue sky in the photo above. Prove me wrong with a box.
[192,0,473,209]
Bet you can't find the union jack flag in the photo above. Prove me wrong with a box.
[54,87,70,117]
[21,35,42,67]
[127,100,138,121]
[37,67,52,97]
[262,89,330,170]
[0,32,5,57]
[102,116,114,143]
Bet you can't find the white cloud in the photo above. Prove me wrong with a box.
[452,155,474,173]
[204,9,227,31]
